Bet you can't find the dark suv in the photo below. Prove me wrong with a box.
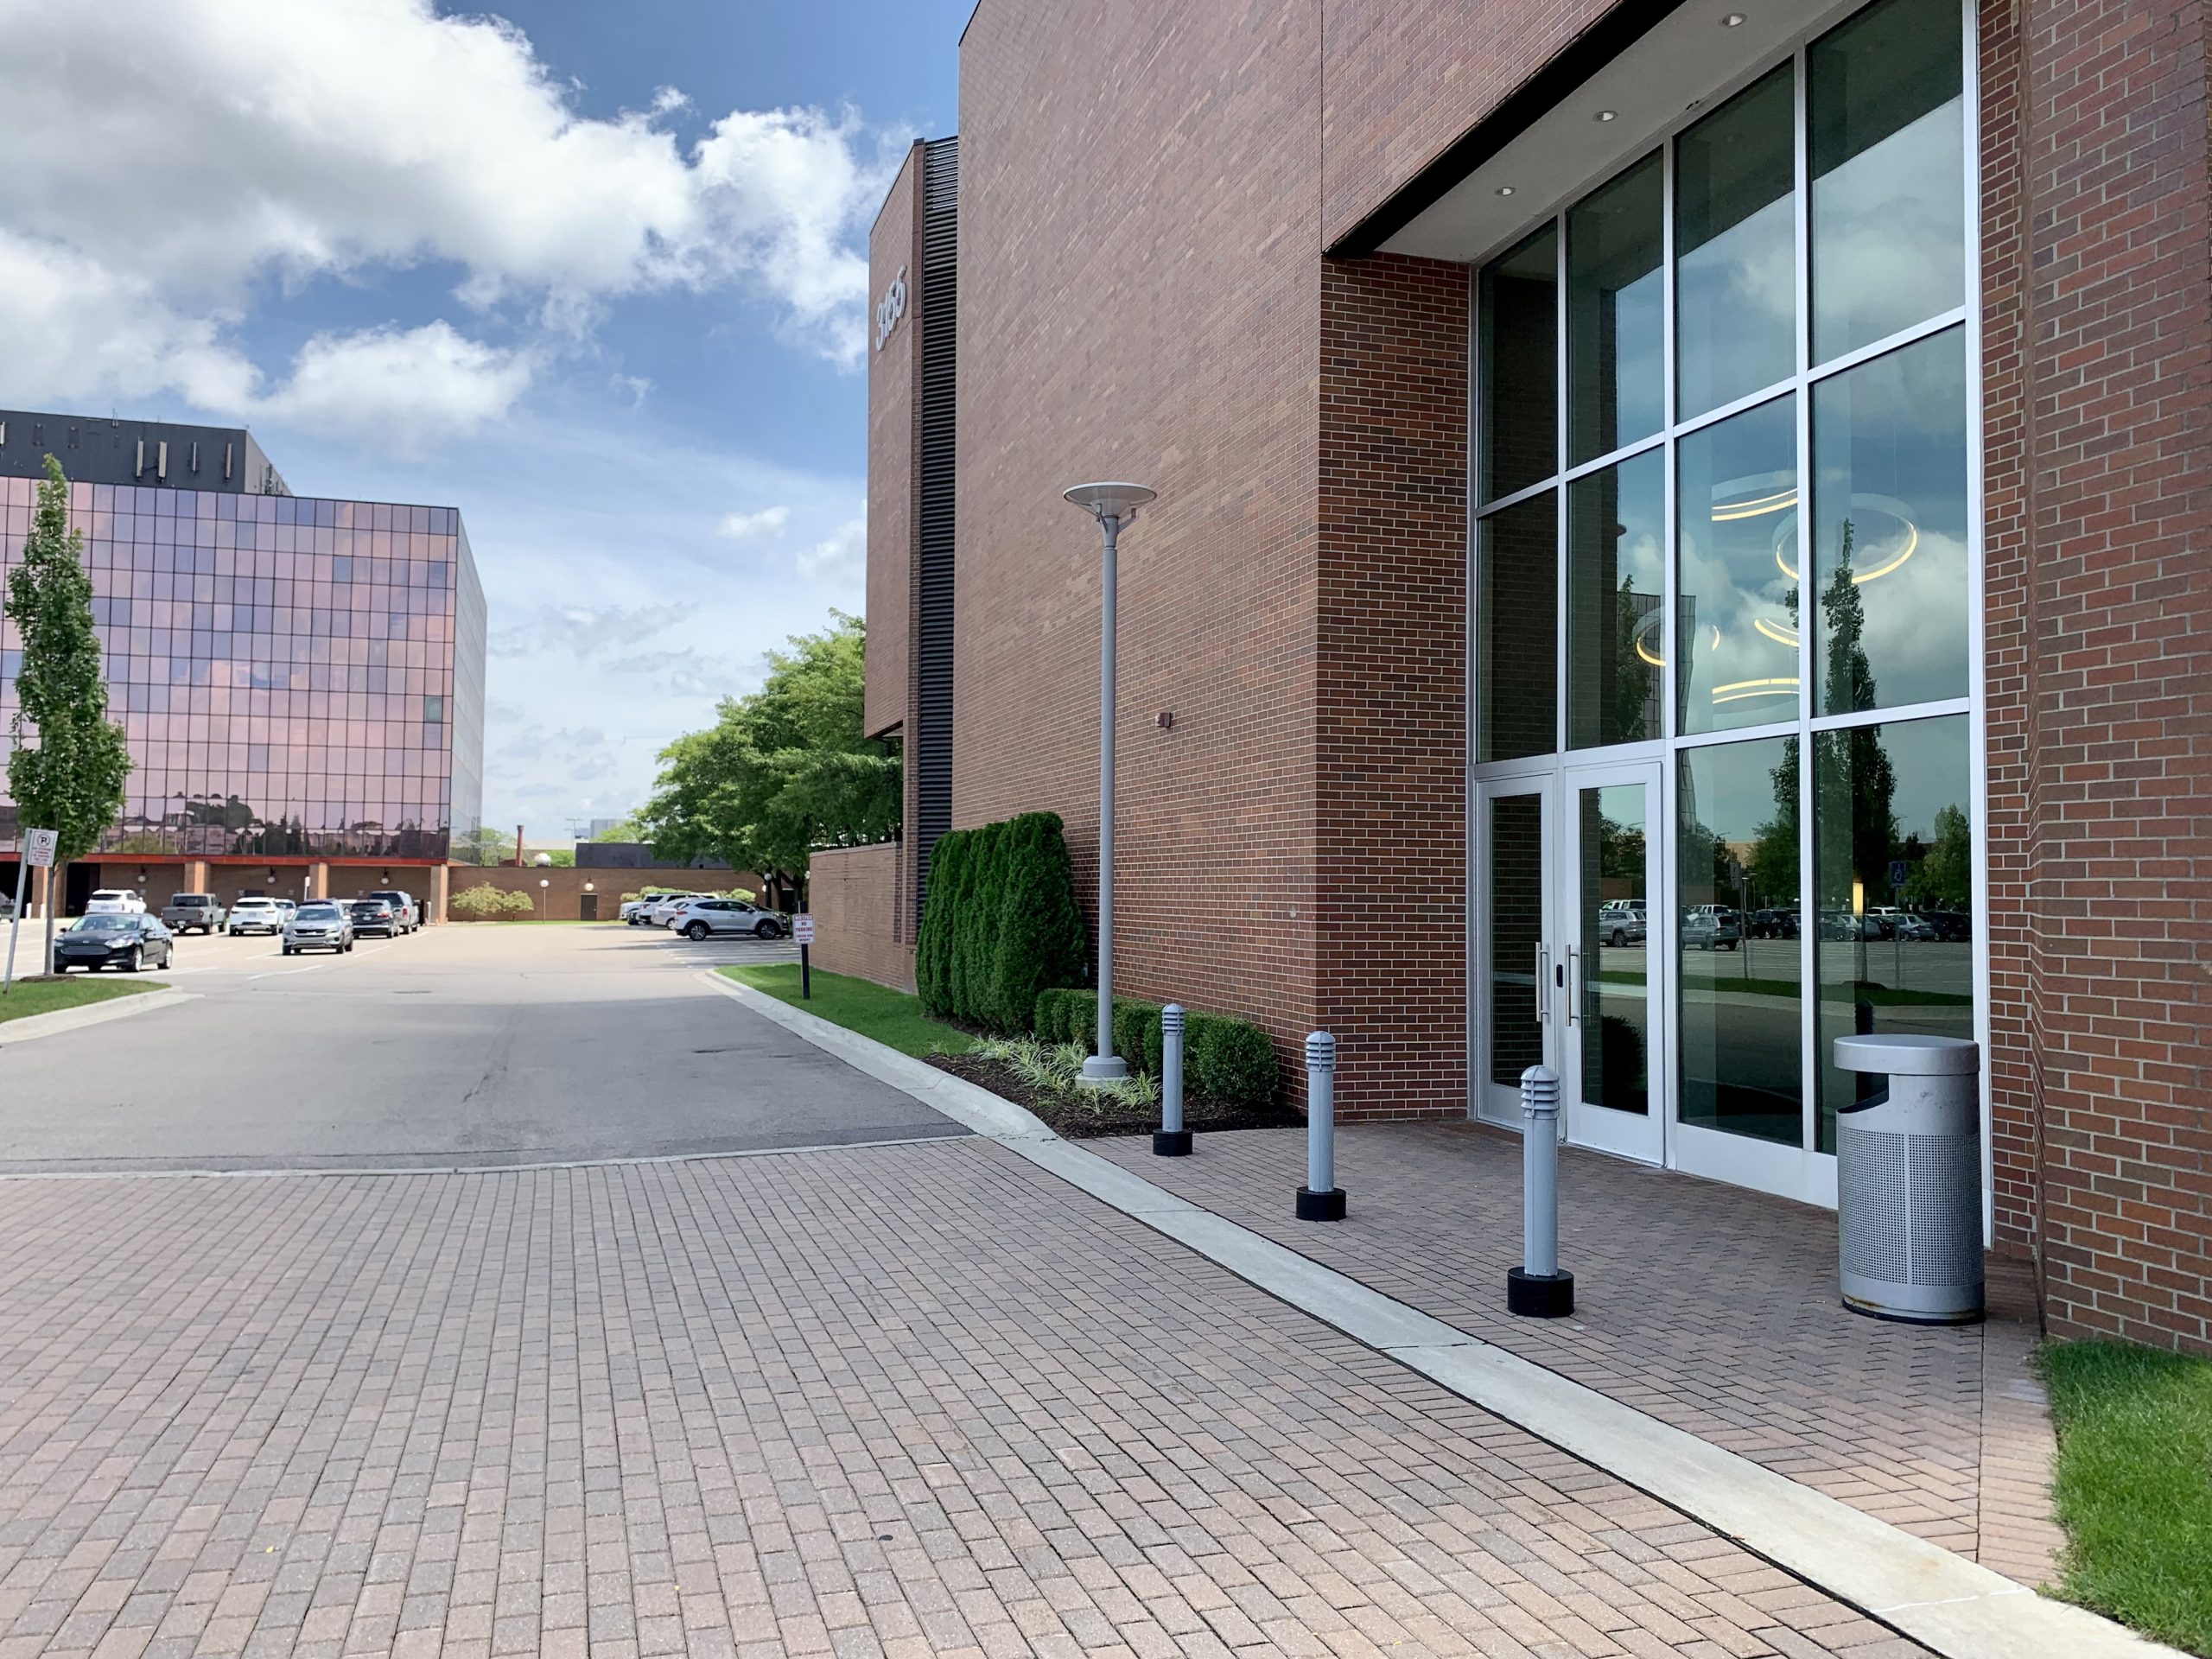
[365,890,420,933]
[347,899,402,938]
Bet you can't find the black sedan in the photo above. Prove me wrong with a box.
[54,914,175,973]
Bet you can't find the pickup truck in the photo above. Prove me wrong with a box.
[159,893,227,934]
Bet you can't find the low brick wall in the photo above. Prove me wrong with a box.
[808,843,912,991]
[446,865,760,922]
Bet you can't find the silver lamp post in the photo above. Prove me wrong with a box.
[1063,480,1156,1084]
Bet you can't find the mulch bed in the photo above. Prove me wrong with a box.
[925,1052,1301,1141]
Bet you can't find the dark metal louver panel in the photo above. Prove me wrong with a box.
[914,136,958,931]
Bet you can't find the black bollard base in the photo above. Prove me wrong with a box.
[1506,1267,1574,1318]
[1295,1186,1347,1222]
[1153,1130,1192,1157]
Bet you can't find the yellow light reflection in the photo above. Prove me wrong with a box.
[1636,637,1667,668]
[1775,518,1920,586]
[1709,677,1801,704]
[1713,488,1797,522]
[1753,617,1799,646]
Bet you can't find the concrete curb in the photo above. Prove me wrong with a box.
[702,973,2176,1659]
[0,984,197,1048]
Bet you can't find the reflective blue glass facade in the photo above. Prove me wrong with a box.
[0,478,484,862]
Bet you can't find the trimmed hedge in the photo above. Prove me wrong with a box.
[916,812,1090,1034]
[1031,986,1280,1110]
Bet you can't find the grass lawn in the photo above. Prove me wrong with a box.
[2038,1339,2212,1655]
[721,963,973,1060]
[0,975,166,1025]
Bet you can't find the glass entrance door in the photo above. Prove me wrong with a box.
[1474,779,1553,1125]
[1560,761,1664,1162]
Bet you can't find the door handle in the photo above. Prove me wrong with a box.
[1566,947,1580,1026]
[1535,944,1548,1021]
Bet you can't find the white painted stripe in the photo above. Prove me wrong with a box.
[710,971,2181,1659]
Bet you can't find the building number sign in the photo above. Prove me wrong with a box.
[874,266,908,352]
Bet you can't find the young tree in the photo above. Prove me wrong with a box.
[5,457,132,974]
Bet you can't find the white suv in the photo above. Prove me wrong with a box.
[84,888,147,916]
[670,898,786,940]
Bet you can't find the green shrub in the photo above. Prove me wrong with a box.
[985,812,1090,1033]
[1033,987,1072,1044]
[915,830,969,1017]
[450,882,533,918]
[1031,989,1277,1106]
[1188,1013,1278,1109]
[954,822,1007,1025]
[1113,999,1162,1077]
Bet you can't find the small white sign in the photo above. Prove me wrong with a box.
[794,915,816,945]
[23,830,57,869]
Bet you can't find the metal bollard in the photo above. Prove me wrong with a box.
[1295,1031,1346,1221]
[1506,1065,1574,1317]
[1154,1004,1192,1156]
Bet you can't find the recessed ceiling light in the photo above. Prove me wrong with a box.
[1723,11,1747,24]
[1596,110,1618,122]
[1497,185,1516,196]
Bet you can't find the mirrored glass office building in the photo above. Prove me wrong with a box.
[0,413,483,916]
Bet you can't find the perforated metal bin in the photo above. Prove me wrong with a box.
[1832,1034,1983,1325]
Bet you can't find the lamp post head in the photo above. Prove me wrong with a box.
[1063,481,1156,527]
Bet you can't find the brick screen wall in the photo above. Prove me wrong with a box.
[956,1,1326,1086]
[807,843,914,992]
[1315,255,1471,1117]
[1981,0,2212,1353]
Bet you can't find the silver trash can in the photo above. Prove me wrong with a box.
[1832,1034,1982,1324]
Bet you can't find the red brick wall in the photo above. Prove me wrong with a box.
[956,1,1326,1087]
[1981,0,2212,1354]
[1315,255,1471,1117]
[865,147,923,744]
[808,843,913,992]
[1319,0,1616,248]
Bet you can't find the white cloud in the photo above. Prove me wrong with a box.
[796,514,867,583]
[260,323,537,448]
[716,505,791,541]
[0,0,898,437]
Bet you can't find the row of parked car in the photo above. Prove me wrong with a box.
[42,887,429,970]
[1591,899,1974,951]
[619,889,790,940]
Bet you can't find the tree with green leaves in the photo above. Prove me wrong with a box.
[5,456,132,976]
[639,613,899,902]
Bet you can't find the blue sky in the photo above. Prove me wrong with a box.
[0,0,970,836]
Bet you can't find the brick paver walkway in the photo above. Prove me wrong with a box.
[0,1141,1929,1658]
[1089,1122,2063,1582]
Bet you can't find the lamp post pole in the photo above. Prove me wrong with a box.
[1064,482,1155,1086]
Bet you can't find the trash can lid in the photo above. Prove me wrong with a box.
[1833,1033,1979,1076]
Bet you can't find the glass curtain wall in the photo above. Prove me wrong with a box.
[1472,0,1974,1163]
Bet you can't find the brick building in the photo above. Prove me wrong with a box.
[852,0,2211,1353]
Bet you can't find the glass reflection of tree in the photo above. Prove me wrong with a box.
[1612,574,1660,742]
[1750,736,1800,903]
[1819,521,1899,910]
[1908,805,1970,907]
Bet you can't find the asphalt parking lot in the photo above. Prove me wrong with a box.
[0,923,960,1172]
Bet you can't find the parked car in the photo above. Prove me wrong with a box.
[273,899,299,924]
[54,913,174,972]
[347,899,402,938]
[1596,901,1645,947]
[645,893,710,927]
[1913,907,1973,942]
[671,898,787,941]
[1748,906,1800,939]
[1817,908,1869,940]
[622,891,689,925]
[1681,906,1741,950]
[159,893,226,934]
[1889,912,1937,941]
[365,890,420,933]
[283,902,355,955]
[84,888,147,917]
[226,897,284,936]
